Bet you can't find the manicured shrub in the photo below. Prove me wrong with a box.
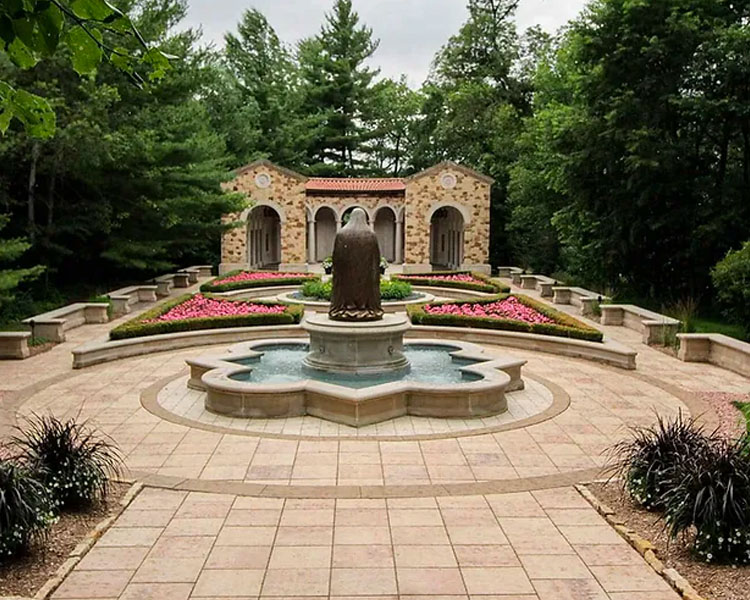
[201,270,319,293]
[394,271,509,294]
[301,279,413,301]
[712,242,750,331]
[110,294,304,340]
[609,414,714,511]
[662,435,750,564]
[407,294,603,342]
[12,416,122,510]
[0,458,55,561]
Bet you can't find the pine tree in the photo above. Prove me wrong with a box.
[298,0,379,176]
[0,215,43,309]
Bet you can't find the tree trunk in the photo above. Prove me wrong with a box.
[27,141,40,242]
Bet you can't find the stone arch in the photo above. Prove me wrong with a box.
[314,206,337,262]
[341,205,374,225]
[430,206,465,270]
[246,205,282,269]
[426,200,471,227]
[240,200,287,225]
[374,206,397,262]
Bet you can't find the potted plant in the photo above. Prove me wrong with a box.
[380,257,389,275]
[322,256,333,275]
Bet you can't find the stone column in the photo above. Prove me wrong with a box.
[395,218,404,264]
[307,218,316,263]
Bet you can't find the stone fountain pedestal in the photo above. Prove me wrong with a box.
[302,313,411,375]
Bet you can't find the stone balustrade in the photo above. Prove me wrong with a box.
[600,304,680,346]
[678,333,750,378]
[22,303,110,343]
[0,332,31,359]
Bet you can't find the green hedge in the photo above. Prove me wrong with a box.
[200,270,320,293]
[110,294,304,340]
[393,271,509,294]
[301,279,413,301]
[407,294,604,342]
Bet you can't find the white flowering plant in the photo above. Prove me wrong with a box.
[0,458,56,562]
[12,416,122,510]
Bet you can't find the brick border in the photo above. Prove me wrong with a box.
[0,481,143,600]
[576,482,708,600]
[141,369,569,442]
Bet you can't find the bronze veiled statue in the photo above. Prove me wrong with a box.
[329,208,384,322]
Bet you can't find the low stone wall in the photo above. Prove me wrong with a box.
[678,333,750,378]
[601,304,681,346]
[72,322,637,370]
[0,332,31,359]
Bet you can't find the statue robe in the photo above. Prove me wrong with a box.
[329,209,384,322]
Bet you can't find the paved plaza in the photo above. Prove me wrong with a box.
[1,277,747,599]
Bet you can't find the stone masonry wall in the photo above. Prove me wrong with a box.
[221,163,307,266]
[404,168,491,266]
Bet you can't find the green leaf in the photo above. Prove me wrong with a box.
[6,87,55,138]
[35,3,62,55]
[70,0,114,20]
[67,26,102,75]
[6,36,38,68]
[143,48,171,80]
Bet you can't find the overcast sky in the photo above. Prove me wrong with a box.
[183,0,588,87]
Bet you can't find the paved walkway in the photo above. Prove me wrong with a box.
[1,275,748,599]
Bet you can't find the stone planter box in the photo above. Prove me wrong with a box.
[678,333,750,378]
[22,303,110,343]
[601,304,680,346]
[0,332,31,359]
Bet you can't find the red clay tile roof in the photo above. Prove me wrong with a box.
[306,178,406,193]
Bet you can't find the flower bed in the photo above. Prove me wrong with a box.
[407,294,603,342]
[200,270,319,293]
[393,271,508,294]
[110,294,303,340]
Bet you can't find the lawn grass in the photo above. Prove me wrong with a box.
[691,317,747,342]
[734,402,750,432]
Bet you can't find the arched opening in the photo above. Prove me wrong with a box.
[374,207,396,262]
[430,206,464,270]
[247,205,281,269]
[315,207,337,262]
[342,206,370,226]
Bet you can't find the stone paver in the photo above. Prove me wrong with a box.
[2,273,748,598]
[48,487,681,599]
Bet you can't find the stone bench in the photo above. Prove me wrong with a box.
[22,303,110,343]
[519,274,556,298]
[153,275,175,297]
[190,265,213,278]
[0,332,31,359]
[108,286,159,316]
[172,272,191,288]
[497,266,523,279]
[178,268,200,285]
[601,304,681,346]
[553,287,610,317]
[678,334,750,378]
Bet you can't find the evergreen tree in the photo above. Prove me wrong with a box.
[298,0,380,176]
[0,215,43,310]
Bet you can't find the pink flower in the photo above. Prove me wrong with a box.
[424,296,555,325]
[211,272,313,286]
[144,294,287,323]
[402,274,485,284]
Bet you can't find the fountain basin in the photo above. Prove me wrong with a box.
[187,339,526,427]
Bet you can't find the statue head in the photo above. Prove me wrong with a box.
[345,207,368,230]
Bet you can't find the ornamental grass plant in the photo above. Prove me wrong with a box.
[12,416,122,510]
[0,457,55,561]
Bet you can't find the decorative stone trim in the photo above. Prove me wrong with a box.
[678,333,750,378]
[0,481,143,600]
[0,331,31,359]
[576,483,708,600]
[601,304,681,346]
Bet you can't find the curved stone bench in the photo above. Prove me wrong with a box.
[72,322,637,370]
[0,332,31,359]
[678,333,750,378]
[553,286,610,317]
[601,304,680,346]
[22,303,110,343]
